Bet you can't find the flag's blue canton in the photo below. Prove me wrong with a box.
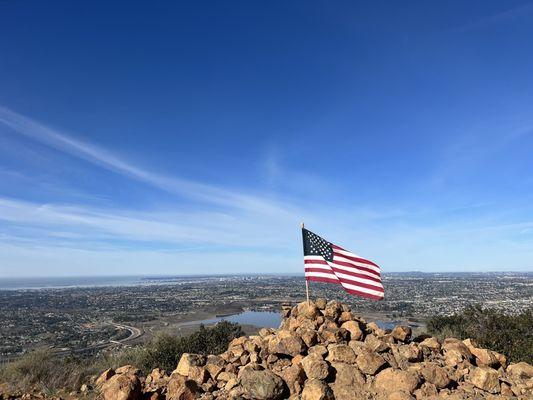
[303,229,333,261]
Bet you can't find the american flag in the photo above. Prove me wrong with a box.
[302,228,384,300]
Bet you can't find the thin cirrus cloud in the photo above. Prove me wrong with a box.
[0,105,296,217]
[0,105,309,262]
[1,106,532,276]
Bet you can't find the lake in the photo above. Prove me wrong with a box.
[180,311,415,331]
[180,311,282,329]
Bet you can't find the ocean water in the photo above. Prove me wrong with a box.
[0,275,202,290]
[0,274,300,290]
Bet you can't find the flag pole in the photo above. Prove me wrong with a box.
[301,222,310,305]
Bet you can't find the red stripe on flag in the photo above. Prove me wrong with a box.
[330,259,381,278]
[332,248,379,268]
[329,265,382,284]
[344,287,384,300]
[304,259,328,265]
[306,276,341,285]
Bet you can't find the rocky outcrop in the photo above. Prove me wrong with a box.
[64,300,533,399]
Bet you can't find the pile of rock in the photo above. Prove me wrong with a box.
[95,299,532,400]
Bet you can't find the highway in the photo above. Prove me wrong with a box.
[0,323,144,364]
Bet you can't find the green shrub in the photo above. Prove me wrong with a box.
[427,305,532,363]
[117,321,244,372]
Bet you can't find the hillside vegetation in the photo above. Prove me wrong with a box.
[427,305,532,364]
[0,321,243,395]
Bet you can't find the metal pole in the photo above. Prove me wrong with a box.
[301,222,310,304]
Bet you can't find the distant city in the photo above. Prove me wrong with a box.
[1,272,531,362]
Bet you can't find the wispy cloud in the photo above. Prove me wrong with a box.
[0,105,295,216]
[1,106,532,275]
[449,2,533,33]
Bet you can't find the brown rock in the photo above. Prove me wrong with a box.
[420,337,441,351]
[356,348,387,375]
[166,374,198,400]
[228,336,248,347]
[301,379,334,400]
[348,340,367,355]
[391,326,412,342]
[470,347,499,368]
[297,328,318,347]
[145,368,169,391]
[100,373,141,400]
[341,320,363,341]
[420,363,451,389]
[396,344,421,362]
[240,368,287,400]
[281,304,292,317]
[338,311,354,324]
[365,334,390,353]
[96,368,115,386]
[325,344,356,364]
[301,354,330,380]
[413,382,437,399]
[323,300,342,321]
[462,338,478,349]
[187,366,208,385]
[116,365,140,376]
[217,371,237,382]
[308,344,328,357]
[224,378,238,391]
[259,327,276,337]
[280,363,306,395]
[268,331,305,356]
[442,338,473,360]
[205,363,224,380]
[174,354,206,377]
[468,366,500,394]
[329,383,366,400]
[331,362,365,386]
[388,392,414,400]
[315,298,327,310]
[506,362,533,380]
[374,368,420,394]
[297,301,321,319]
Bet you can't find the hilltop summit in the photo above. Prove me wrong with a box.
[32,300,533,399]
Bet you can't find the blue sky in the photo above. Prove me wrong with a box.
[1,1,532,277]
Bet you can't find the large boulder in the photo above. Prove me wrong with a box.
[301,379,334,400]
[323,301,342,321]
[420,363,451,389]
[96,368,115,386]
[506,362,533,380]
[470,347,500,368]
[174,354,206,377]
[374,368,420,394]
[325,344,356,364]
[356,348,387,375]
[341,320,363,341]
[297,301,321,319]
[240,368,287,400]
[279,363,306,396]
[268,331,305,357]
[100,373,141,400]
[468,366,500,394]
[301,354,330,380]
[166,374,199,400]
[331,362,365,386]
[391,326,412,342]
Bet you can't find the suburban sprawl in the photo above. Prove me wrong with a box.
[0,272,531,362]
